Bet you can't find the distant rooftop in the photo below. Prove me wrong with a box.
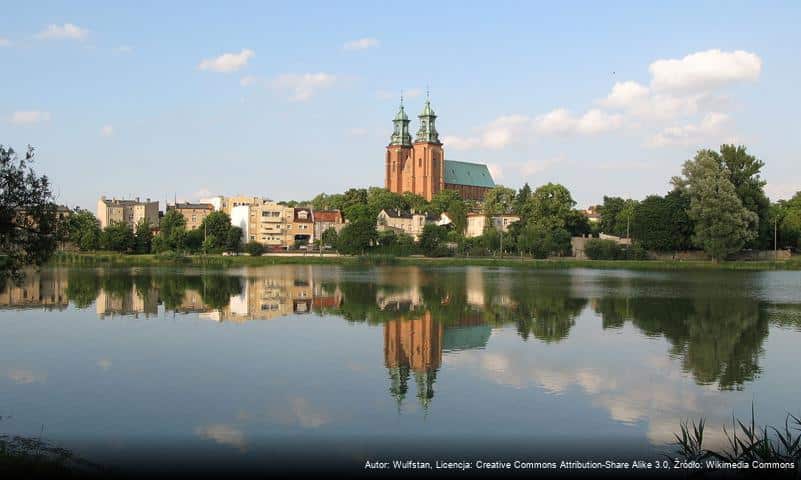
[443,160,495,189]
[169,202,214,210]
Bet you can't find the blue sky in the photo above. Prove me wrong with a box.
[1,1,799,210]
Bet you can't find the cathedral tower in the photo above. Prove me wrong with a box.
[385,97,413,194]
[411,92,445,201]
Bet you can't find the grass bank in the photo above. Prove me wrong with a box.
[49,252,801,271]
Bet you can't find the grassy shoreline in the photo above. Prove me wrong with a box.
[48,251,801,271]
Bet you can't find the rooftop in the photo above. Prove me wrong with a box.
[443,160,495,189]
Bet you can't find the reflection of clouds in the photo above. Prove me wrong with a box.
[96,359,112,371]
[6,368,47,384]
[195,424,247,450]
[269,396,331,429]
[448,345,738,449]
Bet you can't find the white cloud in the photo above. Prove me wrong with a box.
[648,112,729,147]
[534,108,622,135]
[100,125,113,137]
[36,23,89,40]
[343,37,380,51]
[198,49,254,73]
[0,37,10,47]
[239,75,257,87]
[599,81,650,109]
[649,49,762,92]
[271,73,337,101]
[10,111,51,125]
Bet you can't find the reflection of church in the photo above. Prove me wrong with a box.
[382,306,491,410]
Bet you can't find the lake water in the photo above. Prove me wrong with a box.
[1,265,800,474]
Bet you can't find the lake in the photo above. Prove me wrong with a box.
[1,265,800,474]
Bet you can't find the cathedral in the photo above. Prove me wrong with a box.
[384,94,495,201]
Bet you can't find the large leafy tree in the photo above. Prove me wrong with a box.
[775,192,801,250]
[598,196,637,237]
[482,185,516,215]
[528,183,576,229]
[631,191,693,251]
[66,208,102,251]
[133,218,153,254]
[336,219,377,255]
[672,150,758,261]
[717,144,771,248]
[101,221,135,252]
[0,145,59,281]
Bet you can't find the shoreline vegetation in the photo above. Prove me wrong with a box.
[49,251,801,271]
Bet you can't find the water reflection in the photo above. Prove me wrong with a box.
[2,266,800,402]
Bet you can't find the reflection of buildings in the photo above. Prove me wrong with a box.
[0,270,69,310]
[95,285,159,319]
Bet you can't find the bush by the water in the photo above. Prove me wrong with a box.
[585,239,647,260]
[244,241,265,256]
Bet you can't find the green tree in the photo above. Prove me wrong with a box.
[631,192,693,251]
[366,187,407,218]
[225,226,243,253]
[101,221,135,252]
[512,183,532,219]
[66,208,102,251]
[718,144,770,249]
[599,196,637,237]
[0,145,59,282]
[528,183,576,229]
[321,227,339,247]
[336,220,377,255]
[133,218,153,254]
[417,224,448,256]
[244,240,264,256]
[200,211,235,252]
[672,150,758,261]
[483,185,516,215]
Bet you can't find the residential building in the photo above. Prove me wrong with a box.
[167,202,214,230]
[313,210,345,242]
[199,195,224,212]
[97,196,159,229]
[584,206,601,223]
[285,207,314,247]
[465,213,520,238]
[221,196,291,248]
[385,93,495,201]
[376,209,448,241]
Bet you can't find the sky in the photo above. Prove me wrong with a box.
[1,1,800,211]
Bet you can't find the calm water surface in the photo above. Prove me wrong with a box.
[1,265,800,471]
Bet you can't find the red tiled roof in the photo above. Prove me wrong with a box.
[313,210,342,223]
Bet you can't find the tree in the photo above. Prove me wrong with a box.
[366,187,407,219]
[321,227,338,247]
[155,209,187,253]
[718,144,770,248]
[513,183,532,219]
[101,221,135,252]
[631,192,693,251]
[417,224,447,256]
[160,209,186,238]
[672,150,758,262]
[343,203,374,224]
[483,186,516,215]
[133,218,153,254]
[200,211,235,252]
[528,183,576,229]
[775,192,801,250]
[245,241,264,256]
[225,226,243,253]
[66,208,101,251]
[598,196,637,237]
[336,220,377,255]
[0,146,59,282]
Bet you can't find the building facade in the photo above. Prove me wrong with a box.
[313,210,345,243]
[97,196,159,229]
[384,95,495,201]
[465,213,520,238]
[167,202,214,230]
[376,209,450,241]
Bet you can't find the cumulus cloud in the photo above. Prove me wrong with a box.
[534,108,622,135]
[198,49,254,73]
[271,73,337,101]
[343,37,379,51]
[10,111,51,125]
[100,125,113,137]
[648,112,729,147]
[649,49,762,92]
[36,23,89,40]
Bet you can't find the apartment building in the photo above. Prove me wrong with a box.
[97,196,159,229]
[313,210,345,242]
[285,207,314,247]
[167,202,214,230]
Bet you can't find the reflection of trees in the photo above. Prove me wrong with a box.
[65,270,101,308]
[199,275,242,310]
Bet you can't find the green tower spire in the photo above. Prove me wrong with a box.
[415,89,440,144]
[389,94,412,146]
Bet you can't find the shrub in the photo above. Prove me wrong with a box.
[585,239,621,260]
[245,241,265,256]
